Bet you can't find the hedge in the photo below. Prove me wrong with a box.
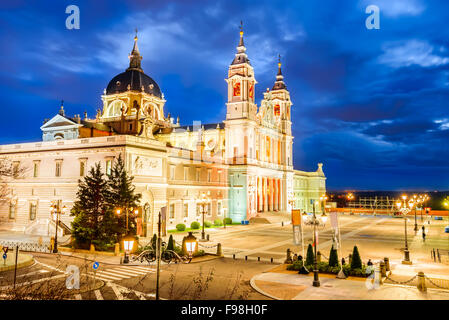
[176,224,186,231]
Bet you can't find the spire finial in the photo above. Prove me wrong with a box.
[239,20,243,35]
[59,100,65,116]
[128,28,143,72]
[278,54,281,68]
[134,28,138,41]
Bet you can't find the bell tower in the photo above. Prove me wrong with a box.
[225,22,258,121]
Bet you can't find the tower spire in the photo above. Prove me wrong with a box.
[127,28,143,72]
[231,21,250,65]
[272,54,286,90]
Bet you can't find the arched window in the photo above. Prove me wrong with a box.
[274,104,280,117]
[106,100,124,117]
[233,82,241,96]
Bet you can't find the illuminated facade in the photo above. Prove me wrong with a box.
[0,30,326,237]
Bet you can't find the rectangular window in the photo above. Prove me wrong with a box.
[80,161,86,177]
[207,203,212,216]
[184,167,189,181]
[170,165,175,180]
[13,161,20,178]
[9,203,16,219]
[106,160,112,175]
[217,202,222,216]
[33,161,39,178]
[196,168,200,181]
[55,161,62,177]
[169,203,175,219]
[183,203,188,218]
[196,204,201,217]
[29,203,36,221]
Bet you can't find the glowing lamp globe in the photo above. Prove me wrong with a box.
[122,234,135,252]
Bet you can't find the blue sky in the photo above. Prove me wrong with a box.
[1,0,449,191]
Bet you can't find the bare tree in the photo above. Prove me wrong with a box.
[0,158,26,203]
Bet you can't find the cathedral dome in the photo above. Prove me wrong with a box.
[106,70,162,98]
[105,31,162,99]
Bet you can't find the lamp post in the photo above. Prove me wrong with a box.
[197,192,210,241]
[412,195,419,232]
[184,232,198,262]
[122,233,135,264]
[50,202,67,254]
[303,198,327,287]
[116,207,139,234]
[396,195,412,265]
[347,193,355,214]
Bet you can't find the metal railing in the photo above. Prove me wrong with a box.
[0,240,51,253]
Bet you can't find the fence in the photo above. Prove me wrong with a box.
[0,240,51,253]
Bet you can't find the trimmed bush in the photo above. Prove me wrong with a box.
[223,217,232,225]
[204,221,212,228]
[214,219,223,226]
[167,234,175,251]
[176,223,186,231]
[306,244,314,266]
[351,245,362,270]
[191,221,201,229]
[328,247,339,267]
[287,260,304,271]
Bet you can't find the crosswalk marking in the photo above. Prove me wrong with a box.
[89,266,157,282]
[94,290,103,300]
[108,283,126,300]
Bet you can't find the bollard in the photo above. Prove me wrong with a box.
[245,256,248,261]
[437,249,441,263]
[258,257,260,262]
[433,249,436,262]
[281,221,284,227]
[271,257,273,263]
[384,257,390,272]
[375,266,383,285]
[233,254,235,260]
[90,244,95,253]
[380,261,386,277]
[417,271,427,292]
[207,234,210,241]
[284,248,293,264]
[317,251,321,263]
[216,243,223,256]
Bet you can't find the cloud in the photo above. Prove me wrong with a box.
[378,40,449,68]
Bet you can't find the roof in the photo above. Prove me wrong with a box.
[106,69,162,98]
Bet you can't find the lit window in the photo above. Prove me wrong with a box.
[106,160,112,175]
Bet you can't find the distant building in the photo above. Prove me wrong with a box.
[0,29,326,237]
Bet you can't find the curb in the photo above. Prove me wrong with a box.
[249,275,278,300]
[0,254,34,272]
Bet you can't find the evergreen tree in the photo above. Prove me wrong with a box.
[351,245,362,269]
[105,154,141,240]
[306,244,314,266]
[167,234,175,251]
[71,163,110,248]
[328,247,339,267]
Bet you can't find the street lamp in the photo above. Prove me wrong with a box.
[303,199,327,287]
[184,232,198,262]
[396,195,412,265]
[347,193,355,214]
[320,194,328,214]
[197,192,210,241]
[116,207,139,233]
[50,202,67,253]
[122,233,135,264]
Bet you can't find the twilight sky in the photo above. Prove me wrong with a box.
[1,0,449,191]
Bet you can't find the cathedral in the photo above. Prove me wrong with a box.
[0,28,326,238]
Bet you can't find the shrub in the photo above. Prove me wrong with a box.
[176,224,186,231]
[306,244,314,266]
[223,217,232,225]
[328,247,339,267]
[167,234,175,251]
[214,219,223,226]
[204,221,212,228]
[191,221,201,229]
[351,245,362,270]
[193,249,205,257]
[287,260,304,271]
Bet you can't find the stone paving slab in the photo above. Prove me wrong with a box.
[251,272,449,300]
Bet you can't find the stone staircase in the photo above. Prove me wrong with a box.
[249,211,291,224]
[24,218,65,237]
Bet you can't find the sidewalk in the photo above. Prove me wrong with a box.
[0,251,34,272]
[251,271,449,300]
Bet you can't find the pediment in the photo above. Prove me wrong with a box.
[40,114,81,131]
